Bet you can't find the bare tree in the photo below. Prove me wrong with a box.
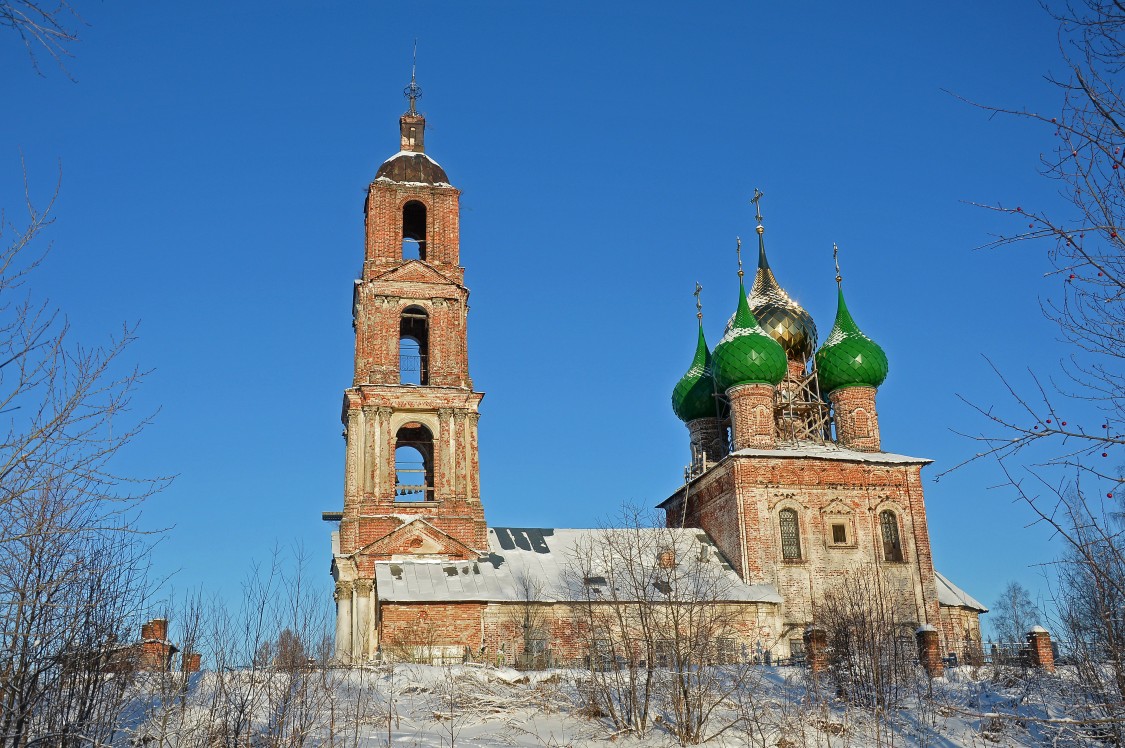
[567,505,765,745]
[991,581,1041,644]
[813,567,920,743]
[1,0,81,74]
[507,569,550,670]
[935,0,1125,732]
[0,164,167,746]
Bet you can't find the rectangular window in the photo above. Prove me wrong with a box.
[832,523,848,544]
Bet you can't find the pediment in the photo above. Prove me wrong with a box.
[821,499,854,516]
[370,261,457,286]
[354,517,478,561]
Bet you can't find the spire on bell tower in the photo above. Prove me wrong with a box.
[400,41,426,153]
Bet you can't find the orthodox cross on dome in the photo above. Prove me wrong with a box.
[694,282,703,320]
[833,242,843,286]
[404,40,422,114]
[736,237,744,278]
[751,188,765,234]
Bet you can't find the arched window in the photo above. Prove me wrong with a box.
[880,510,903,562]
[401,201,427,260]
[394,423,434,502]
[399,306,429,385]
[779,509,802,561]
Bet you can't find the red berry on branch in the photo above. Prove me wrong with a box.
[1062,421,1068,426]
[1029,223,1035,228]
[1109,493,1115,499]
[1047,419,1053,423]
[1070,274,1076,279]
[1099,272,1104,276]
[1016,207,1023,212]
[1113,232,1119,238]
[1104,424,1109,428]
[1103,453,1109,458]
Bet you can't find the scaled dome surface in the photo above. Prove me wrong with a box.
[712,280,788,391]
[672,324,726,422]
[747,236,817,359]
[815,286,889,394]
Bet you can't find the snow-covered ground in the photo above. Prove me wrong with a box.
[119,663,1121,747]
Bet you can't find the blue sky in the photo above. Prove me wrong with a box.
[0,2,1101,631]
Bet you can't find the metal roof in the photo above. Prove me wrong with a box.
[374,527,783,605]
[934,570,988,612]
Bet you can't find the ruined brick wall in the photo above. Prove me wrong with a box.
[364,183,462,275]
[379,602,486,657]
[339,387,486,558]
[480,601,780,665]
[938,605,984,661]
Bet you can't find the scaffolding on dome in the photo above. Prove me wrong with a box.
[775,356,832,445]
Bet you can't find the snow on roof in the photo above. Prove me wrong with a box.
[379,150,444,168]
[935,570,988,612]
[729,443,932,465]
[373,176,453,188]
[375,527,783,605]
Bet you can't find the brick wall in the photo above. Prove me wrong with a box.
[830,387,881,452]
[938,605,984,662]
[666,454,941,631]
[728,383,776,450]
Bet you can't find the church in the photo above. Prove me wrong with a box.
[323,82,986,666]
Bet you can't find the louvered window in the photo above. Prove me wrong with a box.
[779,509,802,561]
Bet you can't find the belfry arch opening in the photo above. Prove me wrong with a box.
[401,201,427,260]
[399,305,429,385]
[394,423,434,502]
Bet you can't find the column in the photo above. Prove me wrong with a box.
[437,408,453,499]
[355,579,374,660]
[334,580,354,663]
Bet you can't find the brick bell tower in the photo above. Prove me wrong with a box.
[327,76,487,661]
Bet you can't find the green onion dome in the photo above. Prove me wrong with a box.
[671,323,725,422]
[747,229,817,360]
[712,278,789,391]
[814,286,889,394]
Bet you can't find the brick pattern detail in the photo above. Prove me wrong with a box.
[916,627,943,677]
[728,383,777,450]
[830,386,881,452]
[804,626,828,674]
[1027,629,1055,672]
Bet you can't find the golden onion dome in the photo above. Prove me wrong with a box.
[727,226,817,360]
